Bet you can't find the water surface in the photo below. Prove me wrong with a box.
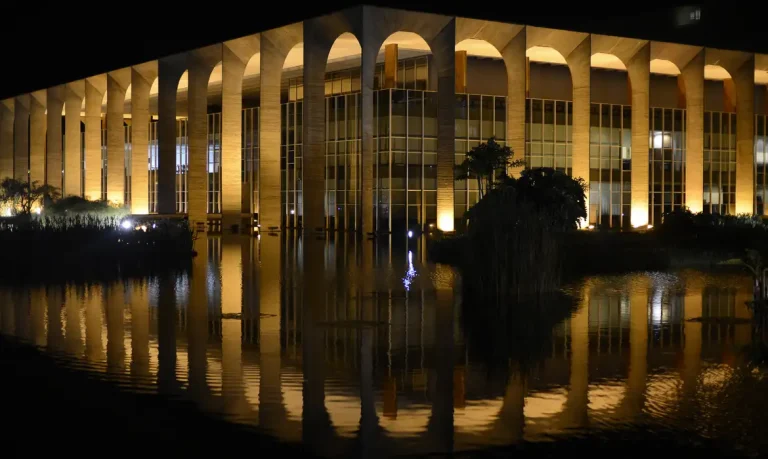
[1,234,766,456]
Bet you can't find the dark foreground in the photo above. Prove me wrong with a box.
[0,335,749,458]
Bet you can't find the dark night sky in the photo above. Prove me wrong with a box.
[1,2,761,100]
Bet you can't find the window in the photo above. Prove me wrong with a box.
[649,107,686,225]
[589,103,631,228]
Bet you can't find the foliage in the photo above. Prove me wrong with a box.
[0,178,60,215]
[455,137,525,199]
[45,195,128,218]
[459,167,587,303]
[657,207,768,255]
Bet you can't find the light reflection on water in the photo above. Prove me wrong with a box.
[0,234,764,455]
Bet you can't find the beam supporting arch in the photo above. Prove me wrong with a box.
[30,91,47,185]
[627,44,651,227]
[64,81,84,197]
[0,99,13,180]
[259,23,303,231]
[187,45,222,229]
[222,35,259,230]
[107,68,131,205]
[14,94,30,181]
[157,54,186,215]
[46,86,64,190]
[84,75,106,200]
[131,62,158,215]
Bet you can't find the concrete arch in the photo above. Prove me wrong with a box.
[527,26,591,224]
[651,42,704,213]
[130,61,158,215]
[186,45,223,227]
[157,53,187,214]
[706,48,755,214]
[29,90,46,186]
[46,85,65,191]
[454,18,526,177]
[592,35,650,227]
[354,5,455,232]
[222,34,259,228]
[260,22,302,232]
[756,54,768,85]
[84,74,106,200]
[107,68,131,205]
[63,81,84,197]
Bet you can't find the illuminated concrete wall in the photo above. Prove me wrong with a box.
[29,91,46,185]
[64,81,84,197]
[682,51,705,213]
[46,86,64,191]
[107,69,130,205]
[0,99,13,180]
[84,75,106,201]
[13,94,29,181]
[130,63,157,215]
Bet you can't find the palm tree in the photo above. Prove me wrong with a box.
[455,137,524,199]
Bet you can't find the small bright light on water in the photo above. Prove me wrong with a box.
[407,230,413,238]
[121,220,133,230]
[402,250,418,291]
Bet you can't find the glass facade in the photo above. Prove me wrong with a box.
[454,93,507,221]
[242,107,259,216]
[374,56,429,90]
[124,125,132,206]
[589,103,631,228]
[326,93,361,230]
[176,119,189,214]
[526,98,573,174]
[207,112,222,214]
[281,100,303,228]
[703,111,736,215]
[649,107,686,225]
[374,89,438,232]
[148,120,159,213]
[755,114,768,215]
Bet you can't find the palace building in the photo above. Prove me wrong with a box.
[1,5,767,233]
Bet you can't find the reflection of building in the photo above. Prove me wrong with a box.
[2,5,768,233]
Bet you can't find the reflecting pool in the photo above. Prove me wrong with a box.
[1,234,766,456]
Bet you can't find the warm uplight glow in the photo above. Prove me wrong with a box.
[704,65,731,81]
[591,53,626,71]
[33,207,41,215]
[631,209,649,229]
[2,207,11,217]
[437,212,454,232]
[526,46,567,65]
[650,59,681,76]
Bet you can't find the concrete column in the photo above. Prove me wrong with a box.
[502,30,526,175]
[0,100,14,180]
[46,86,64,190]
[187,237,209,399]
[258,235,285,427]
[561,290,589,428]
[455,50,467,93]
[64,286,83,356]
[384,44,398,89]
[432,19,456,232]
[64,82,84,197]
[734,57,755,214]
[106,285,126,375]
[84,76,106,201]
[682,51,704,213]
[682,276,702,398]
[14,95,30,181]
[157,56,186,215]
[303,29,329,233]
[45,286,64,352]
[567,37,591,225]
[157,273,178,394]
[628,44,651,227]
[107,69,130,205]
[221,236,245,406]
[259,34,286,231]
[427,265,455,453]
[131,64,157,215]
[222,39,258,230]
[29,91,46,185]
[620,278,648,417]
[187,53,218,228]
